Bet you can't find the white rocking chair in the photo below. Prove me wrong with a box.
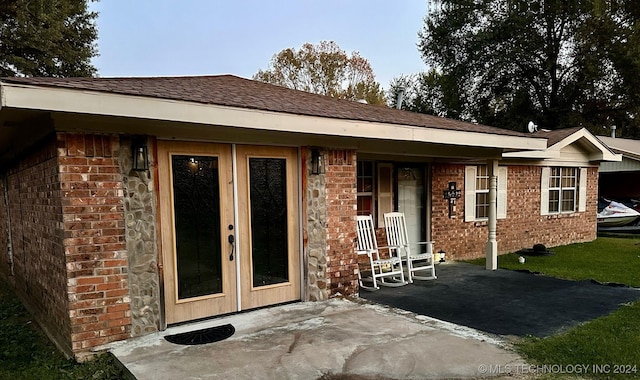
[384,212,437,283]
[356,215,407,290]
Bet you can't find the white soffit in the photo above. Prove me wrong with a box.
[1,83,548,151]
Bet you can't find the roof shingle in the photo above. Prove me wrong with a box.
[2,75,532,138]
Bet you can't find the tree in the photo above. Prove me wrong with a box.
[0,0,98,77]
[253,41,386,105]
[419,0,640,136]
[387,70,462,119]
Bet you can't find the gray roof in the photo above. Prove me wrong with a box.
[532,127,583,147]
[598,136,640,160]
[2,75,532,138]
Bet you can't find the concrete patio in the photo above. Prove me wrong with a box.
[109,298,526,379]
[109,261,640,379]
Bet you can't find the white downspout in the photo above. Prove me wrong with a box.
[485,159,498,270]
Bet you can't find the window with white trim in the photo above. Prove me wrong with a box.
[464,165,507,222]
[475,165,490,219]
[544,167,582,213]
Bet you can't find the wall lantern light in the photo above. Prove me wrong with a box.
[132,138,149,171]
[311,148,325,175]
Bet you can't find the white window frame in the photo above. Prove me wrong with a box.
[541,167,587,215]
[465,165,507,222]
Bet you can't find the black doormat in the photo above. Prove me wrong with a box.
[164,324,235,345]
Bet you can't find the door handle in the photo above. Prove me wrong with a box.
[228,234,235,261]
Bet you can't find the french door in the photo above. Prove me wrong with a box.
[158,141,300,324]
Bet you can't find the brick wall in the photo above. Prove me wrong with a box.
[431,164,598,260]
[58,133,131,358]
[0,175,9,280]
[325,150,358,296]
[3,136,72,355]
[0,133,132,359]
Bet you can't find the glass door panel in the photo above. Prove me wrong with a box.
[397,167,425,244]
[236,145,300,310]
[158,141,235,325]
[171,155,222,299]
[248,158,289,287]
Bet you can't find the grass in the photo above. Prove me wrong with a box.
[0,275,128,380]
[468,237,640,287]
[469,237,640,379]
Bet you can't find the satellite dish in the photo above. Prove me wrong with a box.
[527,121,538,133]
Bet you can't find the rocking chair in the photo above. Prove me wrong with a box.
[384,212,437,283]
[356,215,407,290]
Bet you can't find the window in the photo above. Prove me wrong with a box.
[475,165,490,219]
[541,167,586,215]
[357,161,374,216]
[464,165,507,222]
[356,161,418,229]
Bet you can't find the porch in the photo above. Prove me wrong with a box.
[361,261,640,337]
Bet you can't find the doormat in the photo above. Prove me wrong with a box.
[164,324,235,345]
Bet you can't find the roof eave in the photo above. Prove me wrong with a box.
[0,82,548,151]
[503,128,622,162]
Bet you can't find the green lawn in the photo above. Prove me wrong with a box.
[0,276,128,380]
[482,237,640,287]
[470,237,640,379]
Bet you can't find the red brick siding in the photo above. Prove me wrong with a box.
[431,164,598,260]
[58,133,131,355]
[3,136,72,354]
[325,150,358,296]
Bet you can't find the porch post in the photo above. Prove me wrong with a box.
[485,159,498,270]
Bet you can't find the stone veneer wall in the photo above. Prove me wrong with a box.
[304,148,329,301]
[431,164,598,260]
[305,148,359,299]
[118,136,161,336]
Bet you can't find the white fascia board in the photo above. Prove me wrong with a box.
[614,149,640,161]
[504,129,622,162]
[503,147,621,161]
[553,129,621,161]
[1,83,548,150]
[502,150,560,159]
[596,151,622,161]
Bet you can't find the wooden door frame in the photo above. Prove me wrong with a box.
[157,141,302,326]
[157,141,236,325]
[235,145,301,310]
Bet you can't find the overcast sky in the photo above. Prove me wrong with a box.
[90,0,429,90]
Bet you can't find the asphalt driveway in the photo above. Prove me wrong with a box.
[360,261,640,337]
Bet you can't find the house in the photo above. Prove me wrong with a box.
[596,135,640,202]
[0,75,620,359]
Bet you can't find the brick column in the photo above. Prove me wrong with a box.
[325,150,358,296]
[59,133,131,359]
